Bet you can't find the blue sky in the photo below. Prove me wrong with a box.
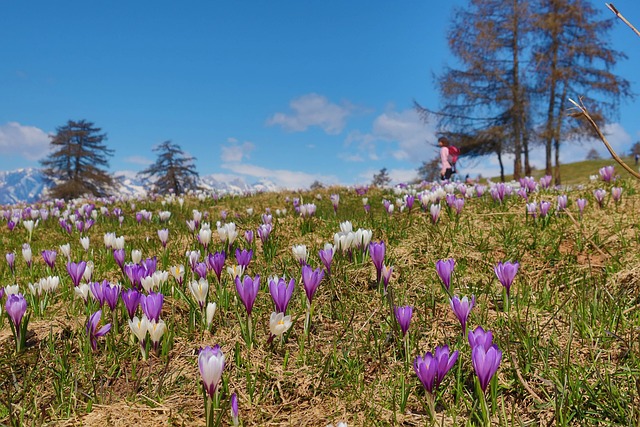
[2,1,640,188]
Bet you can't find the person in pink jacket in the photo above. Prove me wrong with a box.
[438,136,453,180]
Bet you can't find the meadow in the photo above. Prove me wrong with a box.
[1,164,639,427]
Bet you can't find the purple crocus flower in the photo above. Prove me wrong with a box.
[121,288,141,320]
[611,187,622,203]
[5,293,27,332]
[257,223,272,244]
[494,261,519,297]
[244,230,254,245]
[368,241,385,284]
[141,257,157,276]
[7,220,16,231]
[235,249,253,269]
[113,249,125,270]
[405,195,415,212]
[576,198,587,217]
[539,201,551,218]
[468,326,494,351]
[413,345,459,394]
[329,193,340,214]
[269,277,295,314]
[526,202,537,219]
[435,258,455,291]
[516,188,528,201]
[381,265,393,291]
[557,195,568,212]
[318,246,334,277]
[198,345,225,398]
[394,305,413,337]
[231,393,239,426]
[449,295,475,334]
[452,198,465,215]
[103,282,121,311]
[599,165,615,183]
[90,280,107,307]
[67,261,87,287]
[125,263,145,289]
[472,343,502,392]
[206,251,226,283]
[41,250,57,269]
[140,292,164,322]
[430,203,441,224]
[193,262,208,280]
[301,265,324,304]
[594,188,607,208]
[86,310,111,351]
[6,252,15,273]
[539,175,552,189]
[235,275,260,315]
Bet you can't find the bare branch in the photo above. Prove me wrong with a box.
[568,97,640,180]
[607,3,640,38]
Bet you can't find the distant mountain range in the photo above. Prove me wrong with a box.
[0,168,280,205]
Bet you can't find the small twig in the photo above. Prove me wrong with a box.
[508,352,543,404]
[563,208,609,259]
[568,98,640,181]
[606,3,640,38]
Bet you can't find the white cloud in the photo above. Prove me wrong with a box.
[124,155,153,166]
[267,93,353,134]
[221,162,340,189]
[342,108,437,163]
[0,122,50,160]
[221,141,255,162]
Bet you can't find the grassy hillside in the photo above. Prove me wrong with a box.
[493,155,638,185]
[1,168,640,426]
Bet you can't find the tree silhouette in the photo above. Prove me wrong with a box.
[40,120,115,199]
[532,0,630,184]
[372,168,392,187]
[416,158,441,182]
[138,140,199,195]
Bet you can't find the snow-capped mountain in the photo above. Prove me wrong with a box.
[0,168,281,205]
[0,168,48,205]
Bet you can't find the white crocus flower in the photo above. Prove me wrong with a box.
[291,244,308,265]
[80,236,90,251]
[5,284,19,295]
[83,261,94,282]
[131,249,142,264]
[22,244,32,265]
[189,278,209,309]
[114,236,125,250]
[129,315,150,344]
[170,265,185,284]
[198,228,212,247]
[59,243,71,260]
[226,265,245,280]
[206,302,217,329]
[148,319,166,348]
[340,221,353,233]
[104,232,115,249]
[140,276,156,293]
[75,283,90,301]
[269,312,292,337]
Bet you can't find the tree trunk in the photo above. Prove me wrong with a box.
[497,149,505,182]
[553,87,567,185]
[553,136,560,185]
[511,0,523,181]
